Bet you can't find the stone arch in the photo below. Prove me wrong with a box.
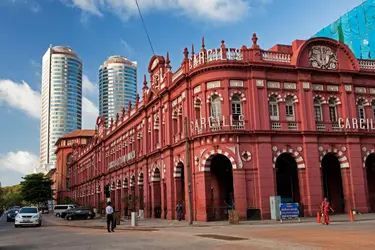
[200,148,238,172]
[319,147,349,168]
[272,148,305,169]
[206,91,224,104]
[284,93,299,103]
[356,96,370,106]
[116,179,121,189]
[230,91,246,101]
[292,37,360,71]
[122,178,128,188]
[138,171,144,185]
[267,92,283,102]
[130,175,136,187]
[174,159,184,178]
[313,94,327,104]
[151,165,161,182]
[328,95,341,105]
[363,148,375,168]
[194,96,202,105]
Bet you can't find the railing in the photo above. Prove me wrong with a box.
[188,48,243,70]
[262,51,291,63]
[358,59,375,70]
[316,122,326,131]
[190,120,246,136]
[270,121,299,131]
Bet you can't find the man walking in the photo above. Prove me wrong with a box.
[176,202,183,221]
[106,201,115,232]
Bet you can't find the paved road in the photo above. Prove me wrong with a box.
[1,213,375,249]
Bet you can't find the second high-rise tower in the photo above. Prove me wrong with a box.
[99,56,137,126]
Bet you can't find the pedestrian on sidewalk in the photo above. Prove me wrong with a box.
[106,201,115,233]
[321,197,334,225]
[176,202,183,221]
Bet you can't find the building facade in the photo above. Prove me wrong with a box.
[67,35,375,221]
[313,0,375,59]
[99,56,137,126]
[50,130,95,204]
[40,45,83,170]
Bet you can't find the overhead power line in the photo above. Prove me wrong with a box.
[134,0,155,56]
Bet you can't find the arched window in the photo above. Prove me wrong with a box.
[285,97,295,121]
[172,110,178,135]
[154,114,160,145]
[231,95,242,121]
[210,95,221,118]
[372,100,375,118]
[269,96,279,121]
[194,99,202,121]
[357,100,365,119]
[313,98,323,121]
[328,98,337,122]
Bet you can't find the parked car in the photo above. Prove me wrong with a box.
[61,208,79,219]
[53,204,75,217]
[14,207,42,227]
[65,209,95,220]
[6,209,19,222]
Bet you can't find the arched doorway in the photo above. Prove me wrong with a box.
[275,153,300,203]
[321,153,345,213]
[365,154,375,211]
[152,168,162,218]
[208,154,234,221]
[177,162,185,220]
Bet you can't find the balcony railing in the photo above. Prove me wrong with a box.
[190,120,246,136]
[270,121,299,131]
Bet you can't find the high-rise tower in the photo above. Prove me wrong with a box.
[39,45,82,170]
[99,56,137,126]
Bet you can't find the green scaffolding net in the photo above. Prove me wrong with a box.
[313,0,375,59]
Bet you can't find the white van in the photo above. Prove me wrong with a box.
[54,204,75,217]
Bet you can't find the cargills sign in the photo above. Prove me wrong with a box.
[108,151,136,169]
[338,118,375,130]
[190,115,245,133]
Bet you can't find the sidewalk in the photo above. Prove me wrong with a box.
[44,212,375,230]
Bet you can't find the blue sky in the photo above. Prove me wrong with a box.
[0,0,363,186]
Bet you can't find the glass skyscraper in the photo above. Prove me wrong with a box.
[313,0,375,59]
[39,45,82,170]
[99,56,137,126]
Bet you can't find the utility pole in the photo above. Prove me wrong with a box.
[184,117,193,225]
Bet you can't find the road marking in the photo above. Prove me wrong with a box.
[0,213,5,221]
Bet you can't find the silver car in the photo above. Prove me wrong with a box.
[14,207,42,227]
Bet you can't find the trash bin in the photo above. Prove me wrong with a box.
[113,211,121,225]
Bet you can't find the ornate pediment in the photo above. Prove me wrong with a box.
[309,45,338,70]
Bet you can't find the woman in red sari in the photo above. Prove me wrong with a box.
[321,197,334,225]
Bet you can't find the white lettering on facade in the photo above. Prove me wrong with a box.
[108,151,136,169]
[190,115,245,133]
[338,118,375,130]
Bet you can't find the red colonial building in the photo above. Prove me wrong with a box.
[52,130,95,204]
[66,34,375,221]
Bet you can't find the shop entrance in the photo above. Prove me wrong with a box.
[365,154,375,211]
[208,154,234,221]
[321,153,345,213]
[275,153,300,203]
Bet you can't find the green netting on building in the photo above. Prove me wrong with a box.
[313,0,375,59]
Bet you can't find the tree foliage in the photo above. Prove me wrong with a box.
[20,173,54,204]
[0,185,24,209]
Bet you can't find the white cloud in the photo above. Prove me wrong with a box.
[82,97,99,128]
[82,74,97,94]
[120,39,134,58]
[63,0,272,23]
[0,151,39,176]
[0,79,99,129]
[0,79,41,119]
